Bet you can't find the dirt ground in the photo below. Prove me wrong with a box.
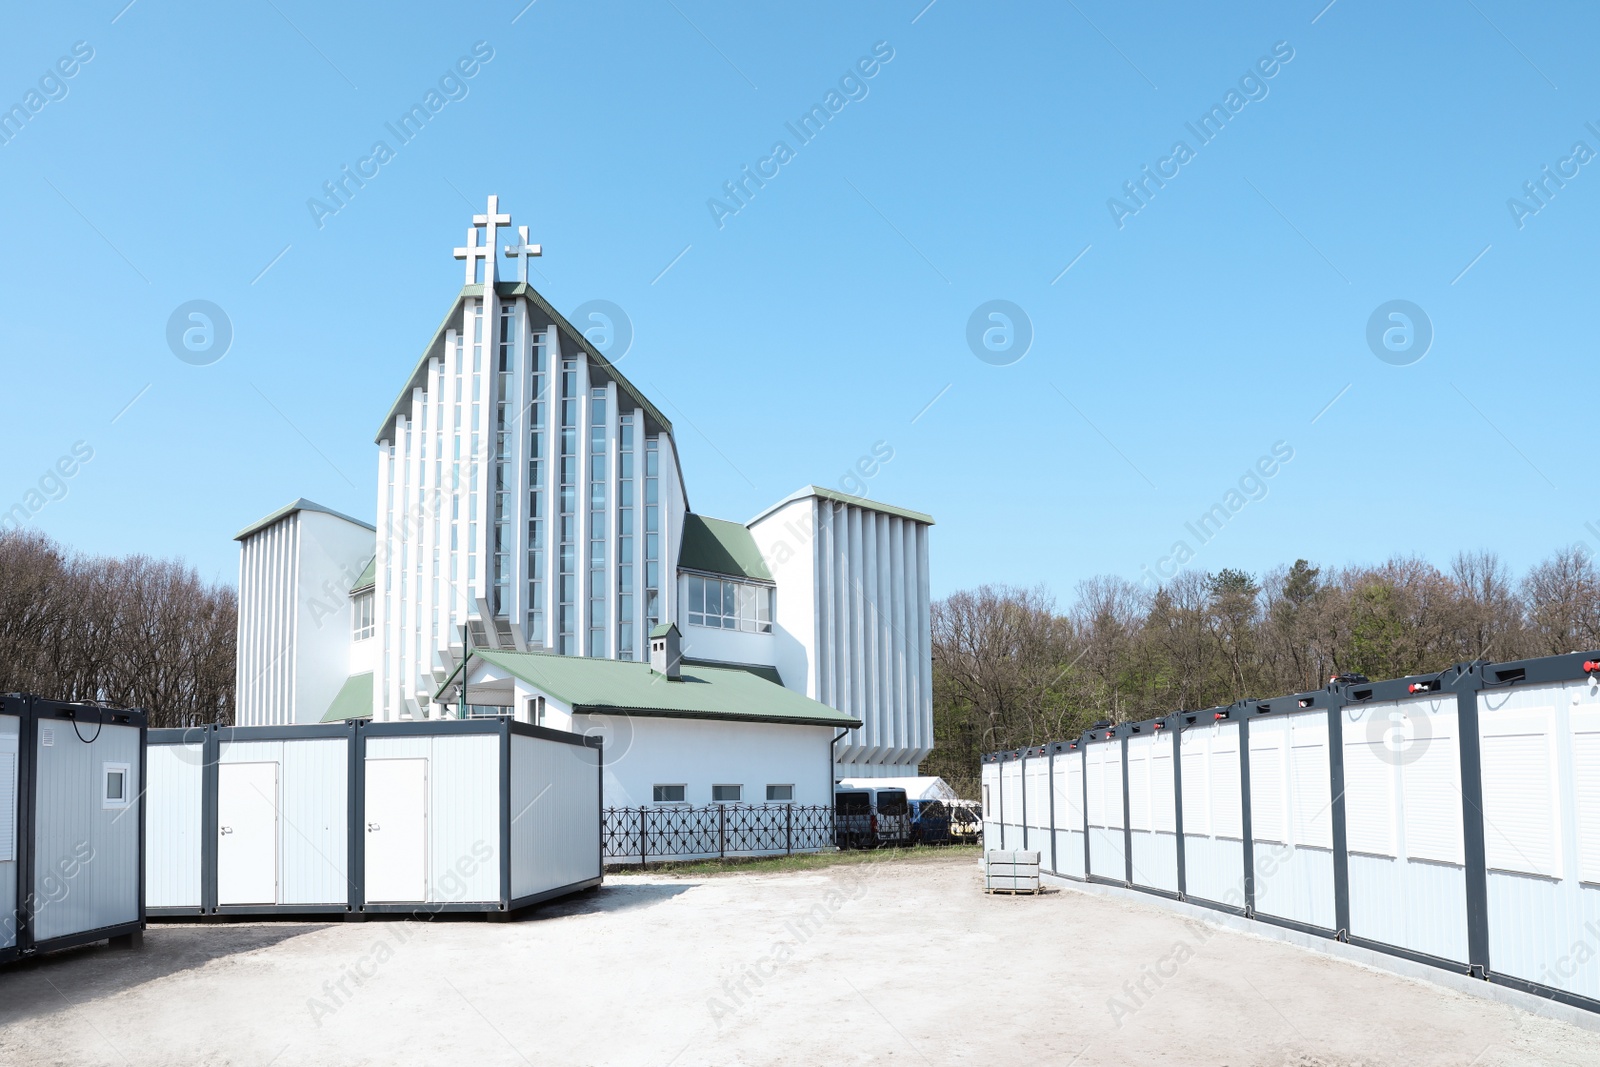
[1,851,1596,1067]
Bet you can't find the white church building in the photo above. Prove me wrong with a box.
[233,196,934,808]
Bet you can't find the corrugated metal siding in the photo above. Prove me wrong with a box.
[1085,740,1125,879]
[1128,735,1178,892]
[1023,758,1051,852]
[1089,827,1125,880]
[999,759,1023,849]
[1178,720,1247,906]
[1344,695,1468,962]
[1250,711,1335,929]
[1130,831,1178,893]
[31,721,141,943]
[1183,834,1244,906]
[279,739,349,906]
[1482,678,1600,999]
[510,735,600,899]
[981,762,1002,851]
[1050,750,1085,878]
[367,734,500,904]
[1053,830,1086,878]
[145,743,204,909]
[0,713,18,949]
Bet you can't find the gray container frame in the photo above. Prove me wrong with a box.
[982,651,1600,1017]
[2,694,147,964]
[147,716,604,919]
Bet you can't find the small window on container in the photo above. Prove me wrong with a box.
[766,784,794,802]
[653,784,686,804]
[712,784,742,803]
[103,762,131,810]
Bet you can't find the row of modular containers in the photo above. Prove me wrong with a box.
[2,695,146,964]
[982,651,1600,1016]
[147,718,603,917]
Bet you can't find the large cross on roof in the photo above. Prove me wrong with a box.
[474,194,511,285]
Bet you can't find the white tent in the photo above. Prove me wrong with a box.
[835,776,957,802]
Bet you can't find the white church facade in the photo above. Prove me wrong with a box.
[233,196,934,807]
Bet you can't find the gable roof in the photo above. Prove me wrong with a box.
[321,671,373,722]
[677,514,772,582]
[375,281,672,445]
[748,485,934,527]
[235,498,377,542]
[467,649,858,728]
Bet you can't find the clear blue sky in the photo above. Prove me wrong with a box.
[3,1,1595,600]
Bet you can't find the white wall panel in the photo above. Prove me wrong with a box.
[1482,678,1600,1000]
[30,721,142,943]
[1250,712,1334,930]
[1570,707,1600,886]
[510,734,599,899]
[278,739,349,906]
[367,734,500,904]
[0,714,17,949]
[1481,707,1561,879]
[145,744,204,910]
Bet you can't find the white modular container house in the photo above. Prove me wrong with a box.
[1,696,145,964]
[1177,709,1246,911]
[1084,729,1127,884]
[146,717,602,918]
[1244,690,1338,935]
[1340,676,1470,966]
[1126,721,1179,897]
[1049,740,1086,881]
[981,652,1600,1018]
[146,723,358,916]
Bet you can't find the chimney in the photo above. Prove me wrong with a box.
[649,623,682,680]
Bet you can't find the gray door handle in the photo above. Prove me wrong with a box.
[367,823,381,832]
[219,827,233,835]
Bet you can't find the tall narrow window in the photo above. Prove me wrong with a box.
[588,386,608,656]
[644,437,661,629]
[616,412,635,660]
[526,333,547,645]
[557,360,579,654]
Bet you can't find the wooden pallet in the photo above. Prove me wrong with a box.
[984,884,1041,895]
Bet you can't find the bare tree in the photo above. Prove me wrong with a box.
[0,531,236,726]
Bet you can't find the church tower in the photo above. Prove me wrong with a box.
[370,197,686,718]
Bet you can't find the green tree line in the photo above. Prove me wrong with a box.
[923,548,1600,796]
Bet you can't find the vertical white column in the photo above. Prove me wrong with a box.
[472,289,497,623]
[508,299,531,649]
[380,439,400,720]
[417,358,440,687]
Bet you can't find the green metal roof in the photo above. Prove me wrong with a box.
[235,498,377,542]
[677,514,772,582]
[468,649,858,728]
[321,672,373,722]
[375,282,673,445]
[350,555,377,594]
[648,622,677,639]
[748,486,934,527]
[681,657,784,686]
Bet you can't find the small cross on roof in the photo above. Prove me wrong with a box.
[504,224,542,283]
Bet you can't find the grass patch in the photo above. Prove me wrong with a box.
[608,844,981,877]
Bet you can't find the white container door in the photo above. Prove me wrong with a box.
[218,762,279,906]
[366,759,427,903]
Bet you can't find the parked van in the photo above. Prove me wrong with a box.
[833,786,912,849]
